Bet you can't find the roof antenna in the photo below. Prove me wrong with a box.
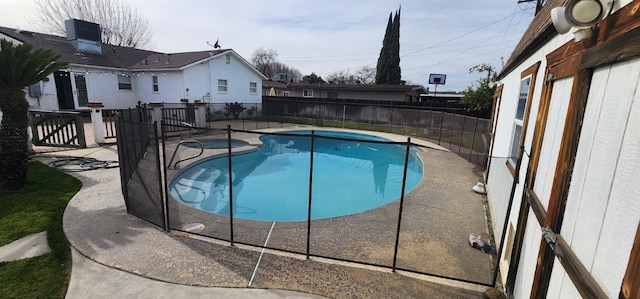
[207,38,221,49]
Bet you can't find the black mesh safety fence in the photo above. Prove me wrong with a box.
[116,118,166,229]
[117,111,498,287]
[261,97,490,168]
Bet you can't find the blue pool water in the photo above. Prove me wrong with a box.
[169,130,423,222]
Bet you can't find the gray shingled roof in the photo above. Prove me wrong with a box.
[0,26,231,71]
[128,50,229,70]
[0,26,161,69]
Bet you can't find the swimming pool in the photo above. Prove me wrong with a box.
[169,130,423,221]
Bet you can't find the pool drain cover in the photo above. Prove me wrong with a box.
[181,223,205,233]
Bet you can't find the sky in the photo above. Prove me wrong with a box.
[0,0,535,91]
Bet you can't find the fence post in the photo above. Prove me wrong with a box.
[194,101,207,128]
[448,112,456,150]
[148,103,163,135]
[87,102,105,144]
[227,125,235,246]
[160,120,170,232]
[469,110,480,163]
[389,107,393,133]
[392,137,412,272]
[438,111,444,145]
[306,130,315,259]
[74,114,87,148]
[459,112,467,154]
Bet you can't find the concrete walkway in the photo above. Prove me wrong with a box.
[66,248,324,298]
[0,232,50,262]
[32,138,490,298]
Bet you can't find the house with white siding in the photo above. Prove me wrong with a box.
[486,0,639,297]
[0,19,265,111]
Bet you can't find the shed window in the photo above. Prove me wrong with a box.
[509,76,531,165]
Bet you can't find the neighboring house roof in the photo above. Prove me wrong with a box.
[498,0,567,79]
[262,80,288,89]
[288,83,427,93]
[0,26,160,69]
[0,25,267,79]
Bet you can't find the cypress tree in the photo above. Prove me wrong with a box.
[375,9,401,84]
[389,8,401,84]
[375,13,393,84]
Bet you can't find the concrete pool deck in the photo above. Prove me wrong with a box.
[36,127,494,298]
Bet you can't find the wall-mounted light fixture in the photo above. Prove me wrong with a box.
[550,0,613,41]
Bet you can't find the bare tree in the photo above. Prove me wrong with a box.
[325,66,376,84]
[251,47,303,81]
[353,66,376,84]
[326,70,355,84]
[251,47,279,78]
[272,62,302,82]
[32,0,154,49]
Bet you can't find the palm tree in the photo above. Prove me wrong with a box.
[0,39,67,190]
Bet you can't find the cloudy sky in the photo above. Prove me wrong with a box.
[0,0,535,91]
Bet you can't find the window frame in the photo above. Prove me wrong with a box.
[249,82,257,94]
[118,74,132,91]
[218,79,228,93]
[152,75,159,93]
[302,89,313,98]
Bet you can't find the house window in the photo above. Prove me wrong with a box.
[249,82,257,94]
[283,91,290,97]
[152,75,159,92]
[118,75,132,90]
[303,89,313,97]
[218,79,228,92]
[226,54,231,64]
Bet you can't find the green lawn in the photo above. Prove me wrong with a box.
[0,161,81,299]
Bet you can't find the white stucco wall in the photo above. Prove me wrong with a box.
[80,69,139,109]
[25,73,59,110]
[183,62,210,102]
[134,71,185,103]
[132,52,264,105]
[207,53,263,104]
